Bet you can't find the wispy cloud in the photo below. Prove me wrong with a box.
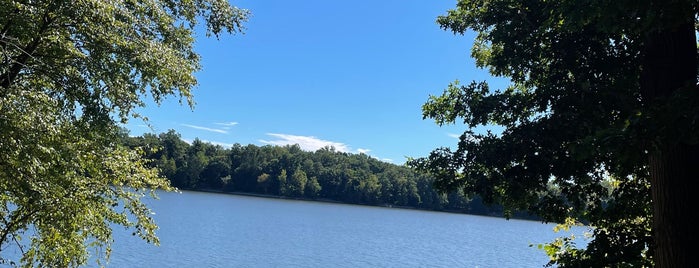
[203,140,236,148]
[447,132,461,139]
[215,122,239,126]
[258,134,395,162]
[181,124,228,134]
[357,148,371,154]
[181,138,235,148]
[215,121,239,129]
[260,133,350,152]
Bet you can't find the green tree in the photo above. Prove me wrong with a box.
[158,130,189,187]
[0,0,248,266]
[289,169,308,197]
[305,176,322,198]
[278,169,289,196]
[411,0,697,266]
[201,149,231,190]
[358,174,381,204]
[181,139,210,188]
[257,173,271,194]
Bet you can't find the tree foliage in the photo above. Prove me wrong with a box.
[410,0,697,266]
[0,0,248,266]
[123,130,523,219]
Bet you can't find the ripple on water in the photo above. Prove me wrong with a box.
[82,191,587,267]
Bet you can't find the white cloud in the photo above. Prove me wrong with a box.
[260,133,350,152]
[214,122,239,130]
[202,140,236,148]
[447,132,461,139]
[215,122,239,126]
[215,121,238,127]
[181,124,228,134]
[258,134,396,162]
[181,138,235,148]
[357,148,371,154]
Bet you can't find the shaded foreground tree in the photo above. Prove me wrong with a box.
[410,0,697,266]
[0,0,247,266]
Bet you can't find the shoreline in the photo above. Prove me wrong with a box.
[175,187,540,222]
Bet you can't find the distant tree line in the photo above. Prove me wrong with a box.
[121,130,534,219]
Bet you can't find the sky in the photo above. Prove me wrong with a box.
[127,0,508,164]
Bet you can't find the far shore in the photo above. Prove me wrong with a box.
[173,187,541,222]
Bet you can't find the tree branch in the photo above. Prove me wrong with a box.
[0,9,54,90]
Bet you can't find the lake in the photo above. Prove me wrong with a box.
[72,190,585,267]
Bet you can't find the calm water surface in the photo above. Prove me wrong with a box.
[92,190,585,267]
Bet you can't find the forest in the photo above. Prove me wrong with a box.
[3,0,696,265]
[121,129,531,219]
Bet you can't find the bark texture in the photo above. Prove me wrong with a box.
[640,7,697,267]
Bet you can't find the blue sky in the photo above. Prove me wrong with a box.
[127,0,506,164]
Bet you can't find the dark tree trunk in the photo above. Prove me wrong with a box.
[639,7,697,268]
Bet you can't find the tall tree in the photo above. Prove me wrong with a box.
[305,176,322,198]
[0,0,248,266]
[410,0,697,266]
[289,169,308,197]
[278,169,289,196]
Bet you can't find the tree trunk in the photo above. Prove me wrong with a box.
[647,145,697,267]
[639,7,697,267]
